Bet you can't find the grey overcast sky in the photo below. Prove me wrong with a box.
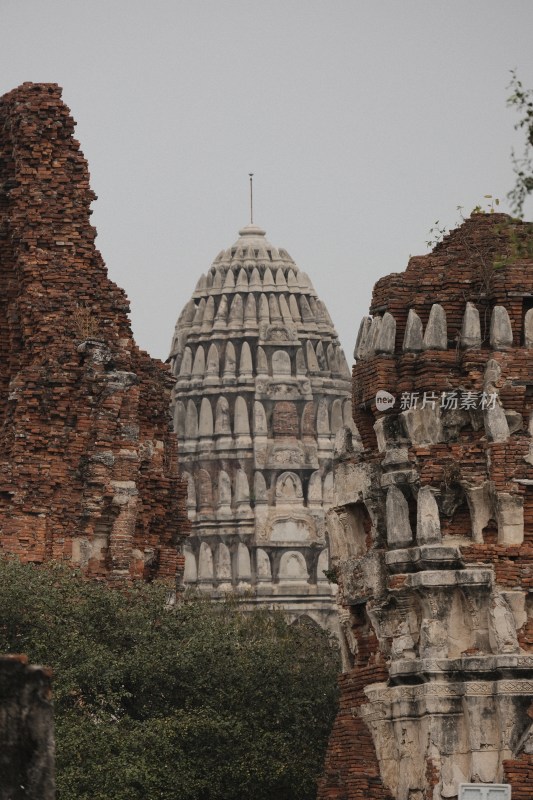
[1,0,533,361]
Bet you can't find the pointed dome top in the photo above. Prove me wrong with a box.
[170,220,352,379]
[233,223,271,251]
[236,223,267,239]
[211,223,295,268]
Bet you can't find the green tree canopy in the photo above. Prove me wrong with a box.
[0,559,339,800]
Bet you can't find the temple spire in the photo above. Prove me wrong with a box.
[249,173,254,224]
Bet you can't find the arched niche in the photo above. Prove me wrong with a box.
[239,341,253,378]
[256,548,271,580]
[237,543,251,580]
[197,468,213,512]
[182,471,196,512]
[250,267,261,289]
[308,471,322,507]
[256,346,268,374]
[191,345,205,376]
[301,402,316,437]
[198,541,214,580]
[223,341,236,378]
[290,295,302,323]
[279,294,293,324]
[183,545,197,582]
[179,347,192,377]
[331,399,344,434]
[276,268,288,288]
[223,269,235,291]
[317,398,330,435]
[326,343,338,373]
[173,400,186,436]
[286,269,297,288]
[336,502,372,558]
[272,350,291,376]
[234,396,250,436]
[295,347,306,373]
[343,399,353,426]
[268,293,282,322]
[316,341,327,371]
[326,509,348,564]
[185,399,198,439]
[234,468,251,505]
[192,298,206,327]
[317,548,329,581]
[273,401,298,437]
[212,268,223,290]
[306,340,319,372]
[213,295,228,330]
[216,469,232,509]
[202,295,216,329]
[215,542,232,581]
[263,268,275,290]
[181,298,196,326]
[215,396,232,435]
[237,268,248,289]
[254,471,268,504]
[228,293,244,328]
[253,401,268,435]
[258,293,270,323]
[300,295,314,323]
[275,471,303,504]
[198,397,214,437]
[279,551,308,582]
[323,472,334,506]
[244,293,257,324]
[205,343,220,377]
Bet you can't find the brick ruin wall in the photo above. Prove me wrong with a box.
[318,214,533,799]
[0,83,189,583]
[0,655,55,800]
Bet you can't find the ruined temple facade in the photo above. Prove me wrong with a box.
[319,214,533,800]
[0,83,188,584]
[169,223,352,627]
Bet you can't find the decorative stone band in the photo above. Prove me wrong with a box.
[356,678,533,721]
[388,653,533,678]
[354,301,520,361]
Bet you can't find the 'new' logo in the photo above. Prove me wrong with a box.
[375,390,395,411]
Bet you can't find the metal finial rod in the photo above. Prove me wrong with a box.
[249,173,254,224]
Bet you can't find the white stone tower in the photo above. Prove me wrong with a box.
[169,223,352,628]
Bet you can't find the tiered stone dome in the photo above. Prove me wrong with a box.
[169,223,352,628]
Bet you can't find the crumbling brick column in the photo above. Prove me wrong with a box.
[0,83,189,584]
[319,214,533,800]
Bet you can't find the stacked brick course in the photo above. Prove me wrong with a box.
[0,83,188,583]
[319,214,533,799]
